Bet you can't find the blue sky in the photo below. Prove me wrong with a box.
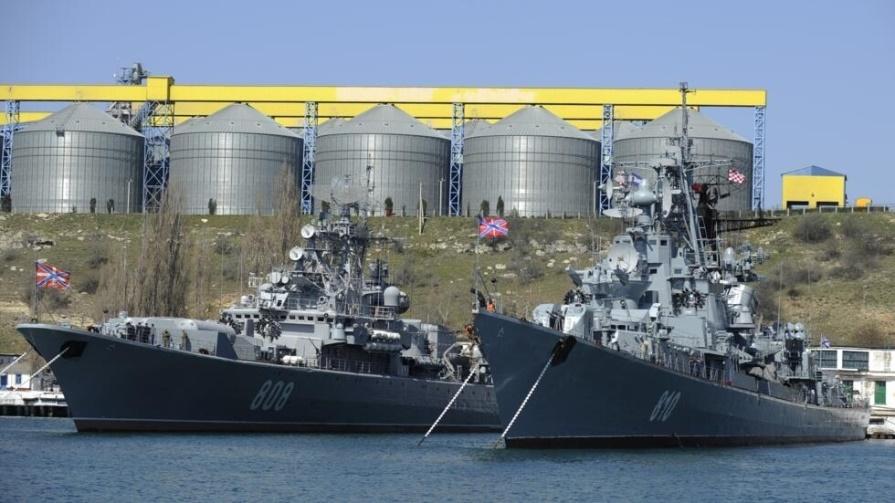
[3,0,893,206]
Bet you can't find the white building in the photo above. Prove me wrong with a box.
[811,346,895,436]
[0,353,32,390]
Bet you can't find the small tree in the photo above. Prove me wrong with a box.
[384,197,394,217]
[496,196,505,217]
[480,199,490,216]
[321,201,331,214]
[89,197,97,214]
[208,198,217,215]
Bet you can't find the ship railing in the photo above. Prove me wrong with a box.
[305,356,386,376]
[338,303,396,320]
[653,346,724,384]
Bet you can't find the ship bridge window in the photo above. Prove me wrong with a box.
[817,350,837,368]
[289,315,296,320]
[842,351,868,371]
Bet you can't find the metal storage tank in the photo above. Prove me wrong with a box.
[612,108,753,212]
[10,103,143,213]
[462,106,600,217]
[169,103,302,215]
[314,105,449,216]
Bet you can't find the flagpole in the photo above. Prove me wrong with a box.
[31,250,38,322]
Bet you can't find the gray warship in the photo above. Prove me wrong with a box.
[475,85,869,448]
[17,178,498,433]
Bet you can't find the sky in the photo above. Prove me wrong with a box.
[2,0,893,206]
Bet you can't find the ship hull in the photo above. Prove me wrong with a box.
[17,324,499,433]
[475,313,869,448]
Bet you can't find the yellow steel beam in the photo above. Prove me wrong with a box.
[166,85,765,107]
[1,79,766,107]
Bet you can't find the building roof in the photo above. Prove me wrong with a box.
[21,103,143,138]
[593,121,641,141]
[782,165,846,177]
[463,118,492,137]
[469,105,594,141]
[619,107,748,143]
[317,117,347,135]
[320,104,446,139]
[172,103,299,138]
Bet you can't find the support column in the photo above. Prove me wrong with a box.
[599,104,614,213]
[449,103,464,216]
[752,105,766,210]
[301,101,318,215]
[141,102,173,212]
[1,101,20,200]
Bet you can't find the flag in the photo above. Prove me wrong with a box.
[35,260,70,290]
[820,336,831,349]
[478,216,509,239]
[728,168,746,184]
[628,172,644,187]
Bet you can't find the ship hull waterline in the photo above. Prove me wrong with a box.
[475,312,869,449]
[17,324,500,433]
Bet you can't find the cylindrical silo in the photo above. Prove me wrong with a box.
[612,108,753,212]
[314,105,450,216]
[10,103,143,213]
[169,103,302,215]
[462,106,600,217]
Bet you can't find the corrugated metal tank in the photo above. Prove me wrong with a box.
[169,103,302,215]
[10,103,143,213]
[462,106,599,217]
[314,105,449,216]
[612,108,753,212]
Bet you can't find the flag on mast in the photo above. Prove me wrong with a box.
[35,260,71,290]
[728,168,746,184]
[478,216,509,239]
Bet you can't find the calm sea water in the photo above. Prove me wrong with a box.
[1,417,894,502]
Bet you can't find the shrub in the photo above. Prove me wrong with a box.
[80,276,100,294]
[784,267,821,285]
[214,236,236,256]
[830,264,864,281]
[1,248,21,263]
[793,215,831,243]
[86,242,110,268]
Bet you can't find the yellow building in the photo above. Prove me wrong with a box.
[781,165,847,209]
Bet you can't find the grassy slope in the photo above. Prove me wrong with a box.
[1,212,893,353]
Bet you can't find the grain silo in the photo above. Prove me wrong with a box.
[169,103,302,215]
[612,108,753,212]
[314,105,449,216]
[462,106,599,217]
[10,103,143,213]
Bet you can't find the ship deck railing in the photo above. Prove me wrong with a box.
[289,356,391,376]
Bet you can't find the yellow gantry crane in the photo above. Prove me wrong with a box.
[0,72,767,213]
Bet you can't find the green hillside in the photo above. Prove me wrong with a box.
[1,212,893,354]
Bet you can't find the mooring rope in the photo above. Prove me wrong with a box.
[418,363,479,446]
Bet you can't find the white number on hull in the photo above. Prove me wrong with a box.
[250,380,295,412]
[649,390,681,422]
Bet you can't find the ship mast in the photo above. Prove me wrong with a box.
[677,82,705,269]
